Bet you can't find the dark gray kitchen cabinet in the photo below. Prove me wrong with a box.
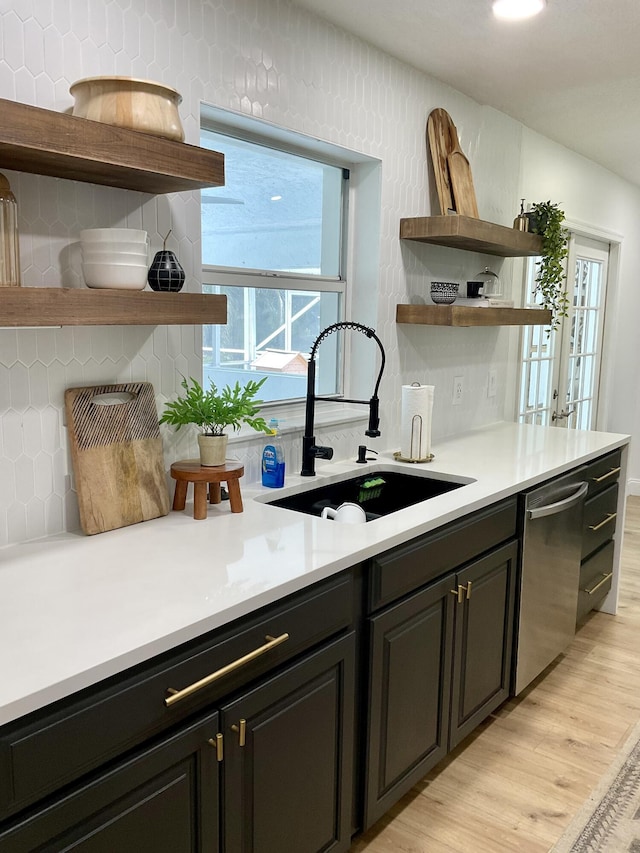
[364,575,454,826]
[222,633,355,853]
[0,571,356,853]
[0,710,220,852]
[449,541,517,749]
[362,505,518,829]
[577,448,622,625]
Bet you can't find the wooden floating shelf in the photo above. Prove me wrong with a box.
[396,304,552,327]
[399,215,542,257]
[0,289,227,328]
[0,98,224,194]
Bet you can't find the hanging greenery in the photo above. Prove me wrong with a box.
[527,200,570,332]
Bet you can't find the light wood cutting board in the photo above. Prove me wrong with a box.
[426,108,456,215]
[65,382,170,535]
[447,117,479,218]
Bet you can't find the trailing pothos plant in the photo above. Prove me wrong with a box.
[527,200,570,332]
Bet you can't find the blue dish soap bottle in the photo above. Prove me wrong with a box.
[262,418,285,488]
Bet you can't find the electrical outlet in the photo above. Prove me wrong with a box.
[488,369,497,398]
[453,375,463,405]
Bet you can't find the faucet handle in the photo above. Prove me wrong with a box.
[313,445,334,460]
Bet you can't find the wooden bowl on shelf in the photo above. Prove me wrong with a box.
[69,76,185,142]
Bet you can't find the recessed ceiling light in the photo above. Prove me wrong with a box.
[270,195,282,201]
[493,0,546,20]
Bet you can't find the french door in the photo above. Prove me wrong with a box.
[517,234,609,429]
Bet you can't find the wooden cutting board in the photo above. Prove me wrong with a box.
[447,118,479,218]
[426,108,456,215]
[65,382,170,535]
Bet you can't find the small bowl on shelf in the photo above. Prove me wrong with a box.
[430,281,459,305]
[81,262,148,290]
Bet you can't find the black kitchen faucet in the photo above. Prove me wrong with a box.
[300,321,386,476]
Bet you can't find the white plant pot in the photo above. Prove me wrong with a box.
[198,434,228,467]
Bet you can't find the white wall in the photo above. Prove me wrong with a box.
[0,0,638,547]
[519,129,640,491]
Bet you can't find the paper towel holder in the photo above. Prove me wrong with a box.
[393,413,434,464]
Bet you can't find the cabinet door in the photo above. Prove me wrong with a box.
[449,540,517,749]
[363,575,454,829]
[221,633,355,853]
[0,711,220,853]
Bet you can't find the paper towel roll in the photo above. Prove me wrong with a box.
[400,383,434,460]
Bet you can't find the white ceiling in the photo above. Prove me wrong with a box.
[291,0,640,188]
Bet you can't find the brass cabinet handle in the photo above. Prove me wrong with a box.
[231,718,247,747]
[592,466,621,484]
[584,572,613,596]
[208,733,224,761]
[164,633,289,707]
[588,512,617,532]
[450,583,471,603]
[450,586,463,604]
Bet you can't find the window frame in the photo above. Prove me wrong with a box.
[200,114,353,407]
[199,103,383,424]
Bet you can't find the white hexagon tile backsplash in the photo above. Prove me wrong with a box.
[0,0,521,547]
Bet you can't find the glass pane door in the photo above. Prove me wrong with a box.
[559,237,608,429]
[517,235,609,430]
[517,258,561,425]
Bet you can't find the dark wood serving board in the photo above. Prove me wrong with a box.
[65,382,170,535]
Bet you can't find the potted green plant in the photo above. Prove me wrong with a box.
[526,200,570,331]
[160,375,271,466]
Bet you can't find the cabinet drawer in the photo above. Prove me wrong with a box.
[0,570,354,820]
[582,449,622,498]
[577,541,614,623]
[582,483,618,560]
[369,498,517,611]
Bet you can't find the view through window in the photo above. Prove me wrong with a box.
[201,126,348,404]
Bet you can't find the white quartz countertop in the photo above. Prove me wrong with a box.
[0,421,629,726]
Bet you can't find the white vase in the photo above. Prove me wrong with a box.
[197,434,228,467]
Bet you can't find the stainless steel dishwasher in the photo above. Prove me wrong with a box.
[514,471,588,695]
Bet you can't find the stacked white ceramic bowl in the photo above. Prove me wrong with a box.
[80,228,149,290]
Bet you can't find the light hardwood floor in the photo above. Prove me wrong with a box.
[351,496,640,853]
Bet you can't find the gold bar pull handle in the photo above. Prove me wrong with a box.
[208,733,224,762]
[464,581,472,600]
[164,633,289,707]
[450,585,464,604]
[231,718,247,747]
[588,512,617,532]
[585,571,613,596]
[592,466,621,484]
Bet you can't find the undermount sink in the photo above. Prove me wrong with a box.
[262,469,472,522]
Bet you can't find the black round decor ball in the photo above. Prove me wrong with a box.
[147,250,185,292]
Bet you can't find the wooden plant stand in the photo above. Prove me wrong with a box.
[170,460,244,520]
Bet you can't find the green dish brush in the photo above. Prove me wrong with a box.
[358,477,386,502]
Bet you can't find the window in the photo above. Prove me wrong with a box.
[201,122,349,404]
[517,235,609,429]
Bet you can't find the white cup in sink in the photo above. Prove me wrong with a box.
[321,502,366,524]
